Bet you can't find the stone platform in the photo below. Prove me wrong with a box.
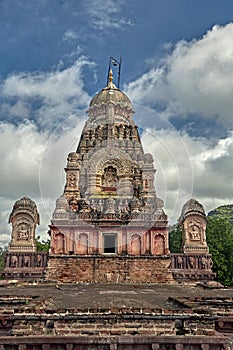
[0,283,232,349]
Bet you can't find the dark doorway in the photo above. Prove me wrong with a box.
[104,234,117,253]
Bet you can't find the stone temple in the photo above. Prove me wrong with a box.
[1,69,232,349]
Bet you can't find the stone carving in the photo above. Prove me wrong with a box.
[18,223,29,240]
[68,173,76,187]
[23,256,30,267]
[102,166,118,187]
[11,256,18,267]
[188,219,201,241]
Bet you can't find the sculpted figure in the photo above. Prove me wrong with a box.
[188,221,201,241]
[188,256,196,269]
[102,166,118,187]
[36,255,42,267]
[18,224,29,240]
[11,256,18,267]
[177,256,183,269]
[23,256,30,267]
[201,256,208,269]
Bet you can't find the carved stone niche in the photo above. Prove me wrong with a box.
[8,197,39,252]
[179,198,209,254]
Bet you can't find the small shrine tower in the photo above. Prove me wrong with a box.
[2,197,48,280]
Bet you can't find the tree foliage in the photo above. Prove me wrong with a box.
[206,216,233,286]
[169,225,182,253]
[0,247,7,273]
[36,236,50,252]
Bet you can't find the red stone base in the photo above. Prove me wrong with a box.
[45,255,175,284]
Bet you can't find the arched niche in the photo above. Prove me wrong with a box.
[101,165,118,192]
[154,234,165,255]
[131,234,141,255]
[54,233,65,254]
[78,233,88,255]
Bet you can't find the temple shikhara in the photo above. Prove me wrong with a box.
[1,67,232,350]
[50,69,169,259]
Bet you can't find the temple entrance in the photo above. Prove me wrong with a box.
[103,233,117,253]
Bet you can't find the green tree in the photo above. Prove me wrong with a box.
[169,225,183,253]
[36,236,50,252]
[0,246,7,272]
[206,216,233,286]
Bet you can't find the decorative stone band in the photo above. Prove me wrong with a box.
[2,252,48,281]
[170,253,216,282]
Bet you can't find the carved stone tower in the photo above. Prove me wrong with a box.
[46,70,172,283]
[170,198,215,282]
[8,197,39,252]
[179,198,209,254]
[2,197,48,280]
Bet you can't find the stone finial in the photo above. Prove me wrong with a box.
[109,68,113,83]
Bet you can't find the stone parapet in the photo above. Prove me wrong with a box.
[2,252,48,281]
[170,253,216,282]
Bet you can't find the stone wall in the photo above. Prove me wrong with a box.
[45,255,174,283]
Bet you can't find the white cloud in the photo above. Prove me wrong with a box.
[83,0,133,30]
[1,56,93,130]
[62,29,79,41]
[0,57,92,247]
[126,23,233,126]
[0,116,86,247]
[141,127,233,222]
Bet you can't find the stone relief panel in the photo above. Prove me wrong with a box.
[187,219,202,242]
[17,222,30,241]
[102,166,118,188]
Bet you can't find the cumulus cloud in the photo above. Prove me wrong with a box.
[126,23,233,127]
[0,57,92,246]
[82,0,133,30]
[141,126,233,222]
[0,116,85,247]
[0,56,93,130]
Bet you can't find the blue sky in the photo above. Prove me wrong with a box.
[0,0,233,245]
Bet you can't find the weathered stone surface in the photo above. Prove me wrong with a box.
[0,283,232,348]
[45,255,174,283]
